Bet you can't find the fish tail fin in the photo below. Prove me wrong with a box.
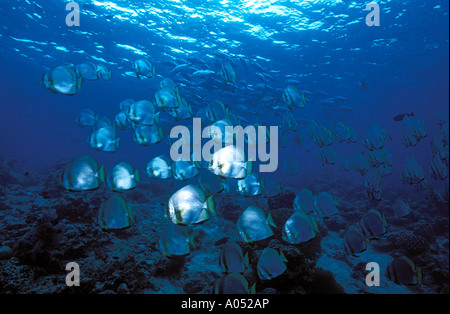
[382,212,388,227]
[334,196,340,207]
[101,217,108,229]
[98,165,106,183]
[189,231,196,249]
[115,137,120,150]
[260,177,266,194]
[250,283,256,294]
[175,87,182,104]
[39,75,45,86]
[77,77,83,91]
[312,218,320,234]
[280,250,288,263]
[416,267,423,284]
[134,170,140,183]
[246,160,253,176]
[170,163,177,176]
[128,205,135,224]
[206,195,216,215]
[267,212,276,228]
[155,111,160,124]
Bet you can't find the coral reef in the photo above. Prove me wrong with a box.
[388,231,429,256]
[182,271,220,294]
[216,195,242,223]
[0,161,447,295]
[267,190,296,210]
[0,157,20,186]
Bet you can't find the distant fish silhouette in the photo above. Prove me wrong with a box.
[393,112,414,121]
[360,79,369,91]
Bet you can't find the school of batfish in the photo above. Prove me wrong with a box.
[44,56,449,293]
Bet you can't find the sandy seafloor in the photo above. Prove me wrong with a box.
[0,157,448,294]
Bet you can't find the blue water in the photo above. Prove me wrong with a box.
[0,0,448,294]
